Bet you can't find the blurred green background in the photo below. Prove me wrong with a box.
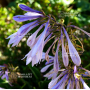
[0,0,90,89]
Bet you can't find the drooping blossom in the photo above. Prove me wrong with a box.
[48,65,90,89]
[5,3,90,89]
[0,65,9,82]
[74,66,90,89]
[13,4,43,22]
[6,4,44,47]
[27,23,45,47]
[7,20,39,47]
[7,4,55,66]
[61,29,69,67]
[41,53,58,80]
[22,21,50,66]
[62,26,81,66]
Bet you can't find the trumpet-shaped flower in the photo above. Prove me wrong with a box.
[19,4,43,14]
[41,54,58,80]
[48,65,90,89]
[7,20,39,47]
[22,21,49,66]
[63,27,81,66]
[27,24,45,47]
[61,29,69,67]
[13,4,43,22]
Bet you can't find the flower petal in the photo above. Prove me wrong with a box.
[8,33,18,45]
[13,15,41,22]
[26,57,32,65]
[61,29,69,67]
[63,27,81,66]
[6,33,17,39]
[7,22,39,47]
[41,64,53,72]
[74,65,77,73]
[19,4,42,14]
[48,70,67,88]
[80,77,90,89]
[75,79,80,89]
[0,65,5,67]
[5,70,9,81]
[67,79,71,89]
[45,60,53,65]
[25,21,49,66]
[58,80,66,89]
[54,42,59,72]
[17,20,38,35]
[44,69,53,77]
[30,21,49,57]
[24,12,43,17]
[69,25,90,37]
[44,33,52,45]
[1,74,6,79]
[27,24,44,47]
[51,74,67,89]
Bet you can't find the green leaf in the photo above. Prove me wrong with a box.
[28,64,41,80]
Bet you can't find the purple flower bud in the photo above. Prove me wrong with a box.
[13,15,41,22]
[27,24,44,47]
[74,65,77,73]
[61,29,69,67]
[19,4,43,14]
[63,27,81,66]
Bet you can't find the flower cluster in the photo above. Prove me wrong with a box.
[41,55,90,89]
[0,64,20,86]
[6,4,90,89]
[0,64,9,81]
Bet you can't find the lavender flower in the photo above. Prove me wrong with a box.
[13,4,43,22]
[61,29,69,67]
[41,53,58,80]
[6,4,44,47]
[0,65,9,82]
[7,4,90,67]
[7,20,39,47]
[19,4,43,14]
[27,24,45,47]
[7,4,55,66]
[22,21,50,66]
[5,3,90,89]
[62,27,81,66]
[48,65,90,89]
[74,66,90,89]
[41,52,90,89]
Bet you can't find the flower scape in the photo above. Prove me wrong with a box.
[5,4,90,89]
